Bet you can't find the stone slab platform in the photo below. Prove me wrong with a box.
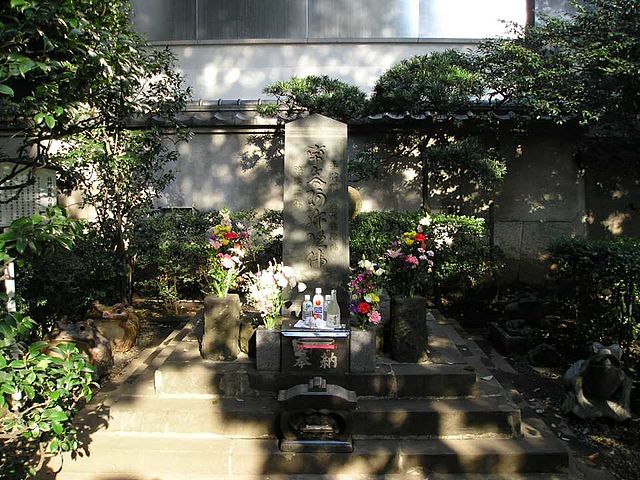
[154,361,477,398]
[78,395,521,438]
[48,421,567,478]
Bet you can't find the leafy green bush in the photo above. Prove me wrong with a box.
[350,211,500,300]
[18,226,122,327]
[0,311,97,478]
[131,209,283,307]
[0,210,97,478]
[548,238,640,348]
[132,209,211,308]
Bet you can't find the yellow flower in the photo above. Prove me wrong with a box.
[370,293,380,304]
[404,238,414,246]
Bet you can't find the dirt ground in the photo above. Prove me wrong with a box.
[470,329,639,480]
[106,300,202,383]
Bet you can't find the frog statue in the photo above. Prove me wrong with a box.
[562,342,632,422]
[86,301,141,353]
[44,319,114,378]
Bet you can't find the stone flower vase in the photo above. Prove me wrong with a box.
[350,328,376,373]
[256,325,281,371]
[201,294,241,360]
[390,295,428,363]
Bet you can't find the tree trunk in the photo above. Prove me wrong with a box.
[420,146,431,213]
[114,215,131,304]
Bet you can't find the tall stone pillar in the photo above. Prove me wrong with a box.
[283,114,349,316]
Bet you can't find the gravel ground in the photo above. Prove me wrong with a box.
[106,300,202,383]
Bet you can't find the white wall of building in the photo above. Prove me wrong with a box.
[174,42,478,100]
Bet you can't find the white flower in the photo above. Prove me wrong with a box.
[358,257,374,270]
[419,214,432,227]
[374,268,385,276]
[297,282,307,292]
[274,272,288,288]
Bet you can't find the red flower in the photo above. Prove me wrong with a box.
[224,231,239,240]
[357,302,371,314]
[415,233,426,242]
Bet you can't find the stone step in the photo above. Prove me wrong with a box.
[48,424,568,477]
[154,361,477,398]
[47,473,569,480]
[85,395,520,438]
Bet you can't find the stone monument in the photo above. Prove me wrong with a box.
[283,114,349,314]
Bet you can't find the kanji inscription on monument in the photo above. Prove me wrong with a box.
[0,164,57,227]
[283,115,349,315]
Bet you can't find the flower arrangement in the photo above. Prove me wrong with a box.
[207,211,251,297]
[384,214,435,298]
[349,257,385,330]
[244,262,306,329]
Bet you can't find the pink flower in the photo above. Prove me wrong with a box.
[405,255,419,266]
[210,239,222,250]
[368,310,382,325]
[218,253,236,269]
[386,248,402,259]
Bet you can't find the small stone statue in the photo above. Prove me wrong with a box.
[562,342,632,422]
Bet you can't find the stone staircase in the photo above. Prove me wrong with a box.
[40,312,569,479]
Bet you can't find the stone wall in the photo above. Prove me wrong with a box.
[4,117,635,284]
[492,125,587,282]
[156,122,590,282]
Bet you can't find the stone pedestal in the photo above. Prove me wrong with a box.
[350,329,376,373]
[391,295,428,363]
[256,326,281,371]
[201,294,241,360]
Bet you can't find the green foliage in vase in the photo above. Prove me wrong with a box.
[350,211,499,300]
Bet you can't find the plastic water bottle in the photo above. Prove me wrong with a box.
[327,289,341,327]
[312,288,324,321]
[302,294,313,326]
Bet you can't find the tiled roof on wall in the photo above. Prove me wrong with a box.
[131,99,524,128]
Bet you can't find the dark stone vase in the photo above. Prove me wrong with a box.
[350,329,376,373]
[201,294,241,360]
[256,326,281,371]
[390,295,428,363]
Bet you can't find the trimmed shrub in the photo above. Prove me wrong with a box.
[350,211,499,300]
[18,228,121,326]
[131,209,283,308]
[132,209,211,307]
[548,237,640,348]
